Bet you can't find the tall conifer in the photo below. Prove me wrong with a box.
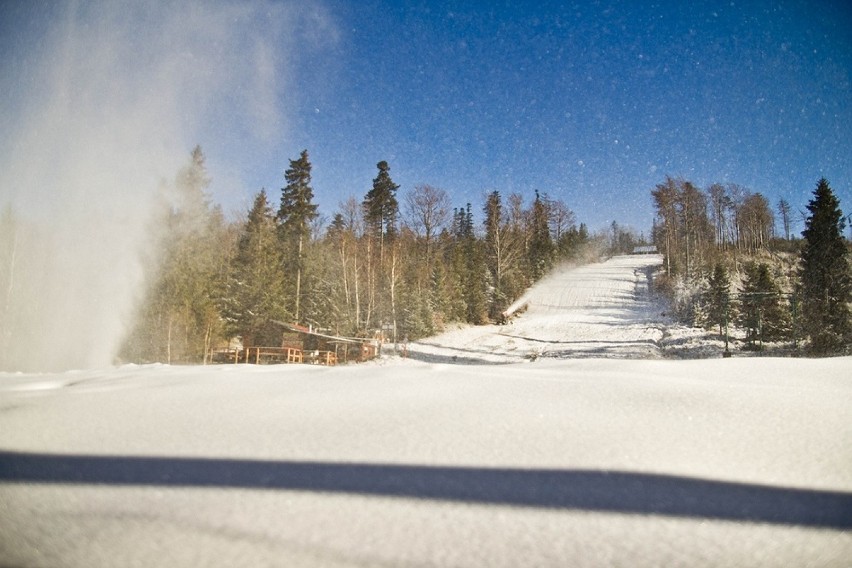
[799,178,851,354]
[278,149,318,322]
[225,189,287,346]
[363,160,400,244]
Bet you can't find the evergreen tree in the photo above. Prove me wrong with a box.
[738,263,789,348]
[278,149,318,322]
[447,204,487,324]
[528,190,554,280]
[123,146,229,363]
[799,178,851,354]
[363,160,400,244]
[224,189,287,347]
[704,262,732,338]
[361,161,400,331]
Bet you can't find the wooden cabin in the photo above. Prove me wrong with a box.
[221,322,380,366]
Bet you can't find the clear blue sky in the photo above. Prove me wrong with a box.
[2,0,851,236]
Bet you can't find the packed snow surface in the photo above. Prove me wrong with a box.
[1,256,850,567]
[410,254,667,362]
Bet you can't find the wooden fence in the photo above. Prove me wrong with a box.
[213,347,337,366]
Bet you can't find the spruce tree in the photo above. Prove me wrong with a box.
[799,178,851,354]
[360,161,400,331]
[363,160,400,244]
[225,189,287,346]
[738,263,789,348]
[705,263,731,338]
[122,146,228,363]
[278,149,318,322]
[528,190,554,280]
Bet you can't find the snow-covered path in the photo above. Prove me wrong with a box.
[410,255,668,363]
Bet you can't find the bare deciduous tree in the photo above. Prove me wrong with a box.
[778,198,792,241]
[404,184,451,265]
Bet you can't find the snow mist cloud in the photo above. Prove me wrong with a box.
[0,2,332,371]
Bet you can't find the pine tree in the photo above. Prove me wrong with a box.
[278,149,318,322]
[799,178,851,354]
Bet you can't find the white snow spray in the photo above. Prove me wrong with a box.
[0,1,332,371]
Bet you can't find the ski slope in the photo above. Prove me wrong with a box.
[410,255,668,362]
[1,256,851,567]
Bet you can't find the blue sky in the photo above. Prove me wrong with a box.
[2,0,851,235]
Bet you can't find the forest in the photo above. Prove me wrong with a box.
[650,176,851,355]
[2,148,848,365]
[112,147,628,364]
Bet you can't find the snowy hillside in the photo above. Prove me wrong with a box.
[409,254,670,363]
[1,256,850,567]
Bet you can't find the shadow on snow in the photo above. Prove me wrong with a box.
[1,450,849,530]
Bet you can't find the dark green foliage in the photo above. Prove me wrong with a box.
[704,263,732,337]
[449,204,487,324]
[360,161,401,333]
[555,224,587,259]
[278,149,318,244]
[528,190,554,280]
[122,146,230,363]
[738,263,790,348]
[223,189,287,346]
[799,178,851,355]
[278,150,318,321]
[609,221,641,255]
[120,148,602,362]
[363,160,399,242]
[398,279,435,340]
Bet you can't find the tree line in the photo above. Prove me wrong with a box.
[119,147,601,363]
[650,176,851,355]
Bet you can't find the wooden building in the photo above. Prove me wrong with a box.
[218,322,380,366]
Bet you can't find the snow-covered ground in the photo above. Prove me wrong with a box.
[409,255,671,363]
[1,256,851,567]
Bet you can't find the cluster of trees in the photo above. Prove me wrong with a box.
[652,176,851,355]
[120,147,596,363]
[651,177,778,278]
